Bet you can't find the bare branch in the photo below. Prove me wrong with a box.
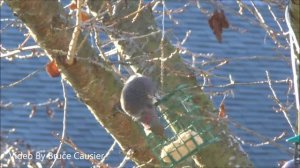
[0,68,41,89]
[100,141,117,163]
[266,71,296,135]
[1,45,41,58]
[66,0,84,65]
[50,79,68,168]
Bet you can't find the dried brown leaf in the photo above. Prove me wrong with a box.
[45,60,60,78]
[218,102,226,118]
[46,106,54,119]
[208,10,229,43]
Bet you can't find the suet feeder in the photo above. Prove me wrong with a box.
[146,84,219,167]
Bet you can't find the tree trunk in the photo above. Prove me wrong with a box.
[289,0,300,44]
[5,0,254,167]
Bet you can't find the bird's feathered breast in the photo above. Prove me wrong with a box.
[120,75,157,120]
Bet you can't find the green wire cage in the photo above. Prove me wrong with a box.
[146,84,219,167]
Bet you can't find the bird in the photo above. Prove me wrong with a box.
[120,74,164,138]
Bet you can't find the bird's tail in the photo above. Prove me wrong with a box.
[141,117,165,139]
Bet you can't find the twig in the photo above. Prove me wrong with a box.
[285,6,300,124]
[207,60,229,73]
[0,45,41,58]
[1,68,41,89]
[93,28,121,77]
[154,1,189,25]
[66,0,84,65]
[200,109,293,155]
[205,78,290,88]
[180,30,192,45]
[18,34,31,49]
[267,4,289,46]
[233,132,286,147]
[100,141,117,163]
[0,98,61,109]
[134,158,154,168]
[101,30,161,48]
[123,2,150,20]
[265,71,296,135]
[117,149,133,168]
[132,0,143,23]
[227,118,292,154]
[52,134,106,167]
[200,56,289,66]
[0,146,13,160]
[250,0,265,24]
[160,0,166,89]
[49,78,68,168]
[107,0,159,27]
[75,30,89,54]
[231,0,284,48]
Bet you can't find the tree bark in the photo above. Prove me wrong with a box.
[289,0,300,44]
[5,0,254,167]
